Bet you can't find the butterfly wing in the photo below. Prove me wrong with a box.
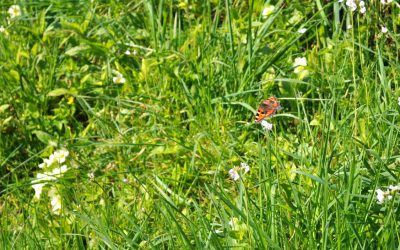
[255,97,281,123]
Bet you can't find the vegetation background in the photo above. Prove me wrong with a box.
[0,0,399,248]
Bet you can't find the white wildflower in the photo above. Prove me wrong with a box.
[381,0,393,4]
[48,188,62,214]
[8,5,21,18]
[376,189,385,203]
[53,148,69,164]
[113,72,126,84]
[346,0,357,11]
[359,1,366,14]
[0,26,5,33]
[389,185,400,191]
[260,120,273,131]
[228,167,240,181]
[294,57,307,68]
[376,185,400,204]
[240,162,250,173]
[262,5,275,18]
[51,165,69,177]
[229,217,239,229]
[381,26,388,34]
[298,28,307,34]
[88,172,95,180]
[32,182,45,199]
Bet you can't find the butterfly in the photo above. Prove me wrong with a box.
[255,96,282,123]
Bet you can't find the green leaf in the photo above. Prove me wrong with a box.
[32,130,55,145]
[0,104,10,113]
[47,88,74,97]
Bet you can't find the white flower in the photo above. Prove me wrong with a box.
[240,162,250,173]
[8,5,21,18]
[125,50,131,55]
[53,148,69,164]
[381,26,388,34]
[359,1,366,14]
[0,26,5,33]
[376,189,385,203]
[262,5,275,18]
[32,182,45,199]
[294,57,307,67]
[229,217,239,228]
[38,162,46,169]
[113,73,126,84]
[43,154,56,167]
[31,172,56,199]
[389,185,400,191]
[346,0,357,11]
[51,165,69,177]
[88,172,95,180]
[381,0,393,4]
[298,28,307,34]
[260,120,273,131]
[228,168,240,181]
[48,188,62,214]
[347,24,353,30]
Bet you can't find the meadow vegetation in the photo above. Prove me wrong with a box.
[0,0,399,248]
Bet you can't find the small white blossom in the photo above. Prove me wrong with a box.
[346,0,357,11]
[293,57,307,75]
[262,5,275,18]
[298,28,307,34]
[359,3,366,14]
[240,162,250,173]
[376,185,400,204]
[43,154,56,167]
[53,148,69,164]
[229,217,239,228]
[113,73,126,84]
[294,57,307,67]
[260,120,273,131]
[88,172,95,180]
[376,189,385,203]
[347,24,353,30]
[228,168,240,181]
[51,165,69,177]
[48,188,62,214]
[32,182,45,199]
[389,185,400,191]
[381,26,388,34]
[125,50,131,55]
[8,5,21,18]
[381,0,393,4]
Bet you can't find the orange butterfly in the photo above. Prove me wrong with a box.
[255,96,282,123]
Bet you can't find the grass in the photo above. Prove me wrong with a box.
[0,0,399,248]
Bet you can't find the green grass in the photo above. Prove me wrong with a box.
[1,0,399,248]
